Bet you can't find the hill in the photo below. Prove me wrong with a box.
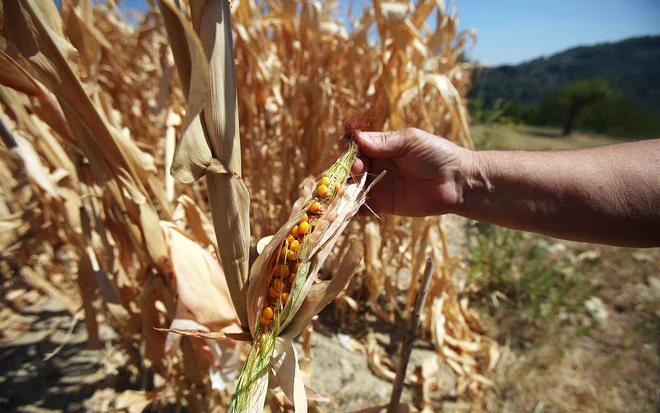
[469,36,660,114]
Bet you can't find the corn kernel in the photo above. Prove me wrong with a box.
[321,176,330,186]
[299,221,310,234]
[262,306,274,320]
[335,183,342,193]
[280,265,290,278]
[287,249,296,261]
[289,273,296,283]
[287,234,295,244]
[273,265,281,276]
[317,184,329,197]
[273,278,282,291]
[309,202,320,214]
[299,213,309,223]
[260,316,269,326]
[290,239,300,252]
[293,261,300,273]
[281,293,289,304]
[268,287,279,298]
[290,225,299,238]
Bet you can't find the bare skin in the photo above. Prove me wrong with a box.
[351,128,660,248]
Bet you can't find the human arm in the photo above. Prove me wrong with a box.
[352,128,660,248]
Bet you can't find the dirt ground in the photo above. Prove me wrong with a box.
[481,241,660,413]
[0,297,116,412]
[306,215,469,412]
[468,126,660,412]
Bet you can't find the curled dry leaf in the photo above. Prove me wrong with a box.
[156,327,251,343]
[158,0,251,329]
[161,221,239,328]
[171,195,217,248]
[161,318,242,392]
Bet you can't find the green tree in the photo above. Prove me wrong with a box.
[558,78,610,136]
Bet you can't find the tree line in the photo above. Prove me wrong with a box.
[469,78,660,139]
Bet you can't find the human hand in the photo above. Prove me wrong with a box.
[351,128,472,217]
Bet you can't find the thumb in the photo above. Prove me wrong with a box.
[355,130,409,159]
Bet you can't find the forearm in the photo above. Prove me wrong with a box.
[453,139,660,247]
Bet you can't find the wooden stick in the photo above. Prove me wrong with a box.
[388,258,434,412]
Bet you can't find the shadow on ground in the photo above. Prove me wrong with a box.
[0,299,114,412]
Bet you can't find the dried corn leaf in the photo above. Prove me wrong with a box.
[0,50,45,97]
[13,131,59,198]
[161,221,239,328]
[272,339,306,412]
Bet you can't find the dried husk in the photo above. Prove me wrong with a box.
[229,142,380,412]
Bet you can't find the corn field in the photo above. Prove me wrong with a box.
[0,0,498,411]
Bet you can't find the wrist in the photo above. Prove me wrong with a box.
[451,148,491,215]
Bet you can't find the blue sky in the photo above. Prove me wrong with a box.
[118,0,660,66]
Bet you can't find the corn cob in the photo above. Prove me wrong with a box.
[230,140,358,412]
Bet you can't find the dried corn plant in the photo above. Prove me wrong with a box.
[0,0,497,411]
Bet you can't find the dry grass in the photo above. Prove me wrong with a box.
[471,124,622,151]
[467,223,660,413]
[0,0,496,411]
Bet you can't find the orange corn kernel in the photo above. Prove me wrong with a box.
[320,176,330,186]
[280,265,291,278]
[293,261,300,273]
[273,278,282,291]
[290,225,300,238]
[289,239,300,252]
[335,183,342,193]
[281,293,289,304]
[309,202,320,213]
[299,221,310,234]
[299,213,309,223]
[262,306,274,320]
[317,184,329,197]
[268,287,279,298]
[287,234,295,244]
[260,316,270,326]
